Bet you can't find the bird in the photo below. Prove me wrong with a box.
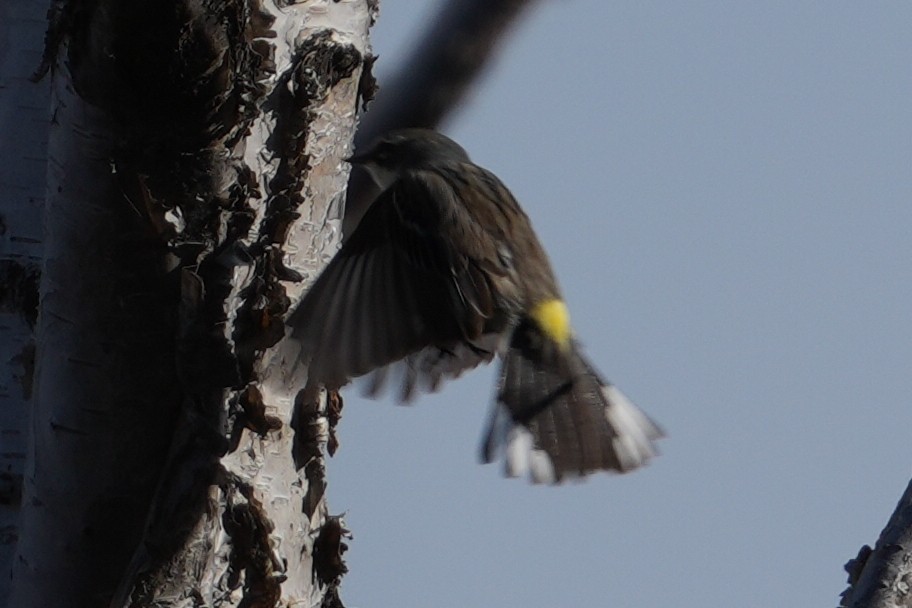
[286,128,663,483]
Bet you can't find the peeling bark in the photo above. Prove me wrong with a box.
[8,1,372,607]
[840,480,912,608]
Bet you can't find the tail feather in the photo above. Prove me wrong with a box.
[482,321,663,483]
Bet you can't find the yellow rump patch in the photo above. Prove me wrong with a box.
[531,299,572,349]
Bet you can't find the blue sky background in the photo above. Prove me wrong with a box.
[328,3,912,606]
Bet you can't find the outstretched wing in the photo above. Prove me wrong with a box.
[287,167,505,394]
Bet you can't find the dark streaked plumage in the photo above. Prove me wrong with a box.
[287,129,663,483]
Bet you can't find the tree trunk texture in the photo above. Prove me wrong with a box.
[6,1,374,607]
[0,0,50,604]
[841,479,912,608]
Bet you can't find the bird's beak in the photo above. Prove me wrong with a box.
[345,151,369,165]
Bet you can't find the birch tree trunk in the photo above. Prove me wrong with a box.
[5,1,374,606]
[0,0,49,604]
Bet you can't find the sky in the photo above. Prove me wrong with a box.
[327,3,912,607]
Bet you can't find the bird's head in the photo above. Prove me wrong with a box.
[346,129,470,190]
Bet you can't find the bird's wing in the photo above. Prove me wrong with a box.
[286,167,504,395]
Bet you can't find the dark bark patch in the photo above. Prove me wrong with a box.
[228,384,283,452]
[364,0,380,26]
[0,471,23,507]
[325,389,344,457]
[0,260,40,327]
[233,31,364,383]
[263,30,361,211]
[222,475,285,607]
[291,386,329,519]
[30,0,77,82]
[357,54,379,111]
[844,544,872,586]
[68,0,273,156]
[176,257,244,392]
[312,515,350,589]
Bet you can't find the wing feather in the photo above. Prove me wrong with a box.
[287,167,504,397]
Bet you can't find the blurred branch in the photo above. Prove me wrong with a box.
[840,478,912,608]
[344,0,540,236]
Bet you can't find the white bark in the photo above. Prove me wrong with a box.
[210,4,374,604]
[11,49,183,608]
[0,0,50,605]
[7,1,374,606]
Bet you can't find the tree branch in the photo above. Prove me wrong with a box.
[841,479,912,608]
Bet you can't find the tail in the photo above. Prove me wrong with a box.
[480,320,663,484]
